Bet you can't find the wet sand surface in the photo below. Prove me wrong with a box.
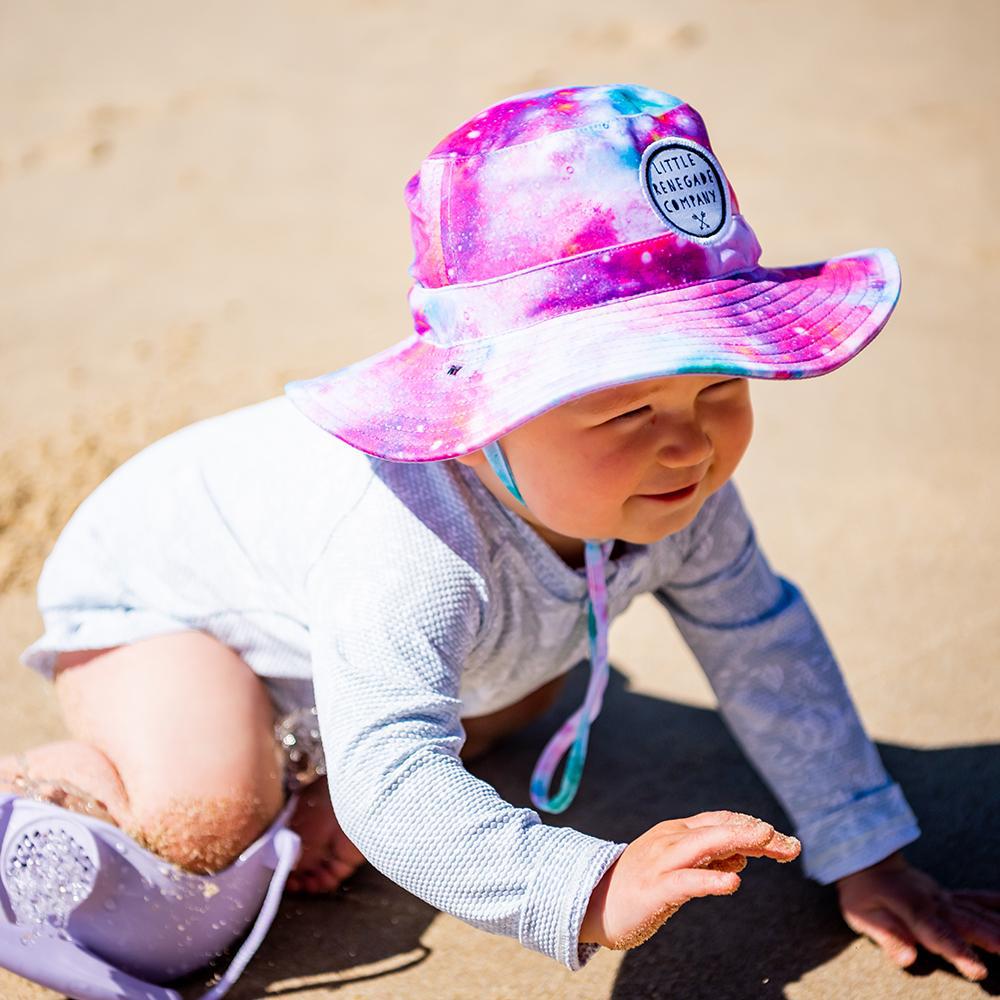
[1,1,997,996]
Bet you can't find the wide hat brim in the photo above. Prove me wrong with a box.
[286,247,900,462]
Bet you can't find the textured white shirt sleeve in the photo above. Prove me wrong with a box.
[654,480,921,883]
[306,497,625,970]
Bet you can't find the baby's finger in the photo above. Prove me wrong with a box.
[952,889,1000,912]
[662,867,743,902]
[681,812,800,862]
[949,901,1000,954]
[683,810,767,830]
[707,854,748,874]
[847,908,918,969]
[605,869,740,952]
[663,822,778,871]
[909,908,988,981]
[760,830,801,862]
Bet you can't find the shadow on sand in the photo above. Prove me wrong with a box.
[180,665,999,998]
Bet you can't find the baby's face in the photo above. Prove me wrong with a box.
[458,374,753,564]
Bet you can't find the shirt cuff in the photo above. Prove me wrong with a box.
[519,827,627,971]
[798,781,921,884]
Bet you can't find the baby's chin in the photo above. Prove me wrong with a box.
[614,494,708,545]
[530,491,709,551]
[618,519,697,546]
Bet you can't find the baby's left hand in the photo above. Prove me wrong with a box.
[837,851,999,981]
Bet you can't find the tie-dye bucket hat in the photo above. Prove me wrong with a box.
[286,83,901,461]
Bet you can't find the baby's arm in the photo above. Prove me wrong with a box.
[307,526,622,969]
[310,556,799,963]
[654,480,1000,979]
[655,479,920,884]
[307,486,806,965]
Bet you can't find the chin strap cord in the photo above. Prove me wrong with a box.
[482,442,612,814]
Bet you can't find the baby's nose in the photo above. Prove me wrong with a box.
[655,421,713,467]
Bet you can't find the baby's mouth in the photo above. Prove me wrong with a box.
[636,480,700,503]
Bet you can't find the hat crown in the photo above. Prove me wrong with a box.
[428,84,685,158]
[289,86,900,464]
[404,84,746,288]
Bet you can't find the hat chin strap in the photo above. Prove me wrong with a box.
[482,441,526,505]
[481,442,612,814]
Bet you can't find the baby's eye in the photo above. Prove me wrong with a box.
[606,405,652,423]
[703,377,745,392]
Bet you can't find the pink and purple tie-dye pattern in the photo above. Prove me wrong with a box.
[288,250,896,461]
[285,83,901,462]
[409,225,762,345]
[406,89,735,288]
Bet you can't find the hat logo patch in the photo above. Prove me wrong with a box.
[640,138,729,241]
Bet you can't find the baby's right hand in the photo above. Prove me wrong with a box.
[579,810,801,950]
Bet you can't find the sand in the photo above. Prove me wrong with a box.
[1,0,997,996]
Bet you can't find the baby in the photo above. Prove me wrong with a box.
[3,84,997,991]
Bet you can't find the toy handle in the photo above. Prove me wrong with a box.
[197,826,301,1000]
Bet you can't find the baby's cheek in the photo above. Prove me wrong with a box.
[550,501,621,541]
[711,404,754,470]
[549,462,621,515]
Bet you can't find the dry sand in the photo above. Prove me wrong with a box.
[1,1,997,997]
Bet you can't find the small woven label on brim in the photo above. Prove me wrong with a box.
[640,137,730,242]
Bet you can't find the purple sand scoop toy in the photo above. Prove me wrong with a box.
[0,792,301,1000]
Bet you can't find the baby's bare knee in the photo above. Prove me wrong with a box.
[0,741,127,826]
[0,753,21,794]
[131,792,278,874]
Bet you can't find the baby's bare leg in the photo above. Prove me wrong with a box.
[1,632,285,874]
[461,672,570,760]
[0,739,128,824]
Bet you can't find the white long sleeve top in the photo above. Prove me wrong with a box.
[22,396,920,969]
